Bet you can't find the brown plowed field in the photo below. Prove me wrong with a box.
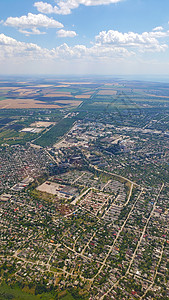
[0,98,82,109]
[75,95,91,99]
[0,99,62,109]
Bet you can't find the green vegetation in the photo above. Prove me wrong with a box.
[0,283,54,300]
[61,295,74,300]
[30,189,55,202]
[36,117,77,147]
[0,129,37,146]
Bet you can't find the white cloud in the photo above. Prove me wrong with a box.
[153,26,164,31]
[0,33,131,62]
[0,26,168,65]
[52,42,131,59]
[150,31,167,38]
[95,29,168,52]
[0,33,50,60]
[57,29,77,37]
[19,28,46,36]
[34,2,55,14]
[34,0,122,15]
[4,13,63,32]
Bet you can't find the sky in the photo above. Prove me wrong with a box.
[0,0,169,76]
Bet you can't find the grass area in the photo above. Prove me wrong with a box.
[0,129,37,146]
[89,102,141,109]
[0,283,55,300]
[31,189,55,202]
[61,292,75,300]
[50,267,62,273]
[0,110,66,146]
[0,129,21,141]
[0,284,79,300]
[54,88,79,93]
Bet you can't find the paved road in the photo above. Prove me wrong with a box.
[95,188,144,285]
[71,187,91,205]
[126,183,164,276]
[124,182,133,207]
[140,242,165,299]
[99,183,164,299]
[91,164,141,188]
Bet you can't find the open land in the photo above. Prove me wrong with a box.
[75,95,91,99]
[0,98,63,109]
[98,90,117,95]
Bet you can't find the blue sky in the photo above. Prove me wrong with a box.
[0,0,169,75]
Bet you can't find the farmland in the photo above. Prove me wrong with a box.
[0,81,87,109]
[0,77,169,147]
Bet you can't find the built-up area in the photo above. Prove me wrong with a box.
[0,108,169,300]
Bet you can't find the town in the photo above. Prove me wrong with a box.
[0,78,169,299]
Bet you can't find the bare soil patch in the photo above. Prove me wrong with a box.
[75,95,91,99]
[98,90,117,95]
[43,93,72,97]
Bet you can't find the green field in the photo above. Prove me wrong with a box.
[0,283,54,300]
[36,117,77,147]
[0,129,36,146]
[0,283,79,300]
[60,293,75,300]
